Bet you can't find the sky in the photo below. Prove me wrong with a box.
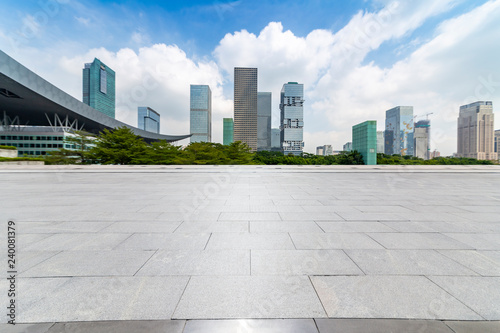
[1,0,499,155]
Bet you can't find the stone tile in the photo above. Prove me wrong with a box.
[317,222,394,233]
[315,319,454,333]
[46,320,186,333]
[381,222,437,233]
[219,212,281,221]
[17,251,60,273]
[336,212,407,221]
[173,276,326,318]
[406,213,470,222]
[19,250,154,277]
[273,199,322,206]
[280,212,344,221]
[0,323,54,332]
[136,250,250,276]
[22,233,132,251]
[429,276,500,320]
[368,233,473,249]
[206,233,294,250]
[353,206,414,213]
[444,321,500,333]
[311,276,481,319]
[443,233,500,250]
[346,250,477,275]
[456,213,500,222]
[250,221,324,233]
[175,221,248,233]
[18,221,112,233]
[167,211,221,222]
[115,233,210,250]
[290,233,384,250]
[423,222,486,233]
[184,319,319,333]
[252,250,363,275]
[18,276,189,322]
[438,250,500,276]
[101,221,182,233]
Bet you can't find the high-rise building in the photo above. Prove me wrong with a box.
[414,120,430,160]
[457,101,497,160]
[316,146,324,156]
[377,131,384,154]
[323,145,333,156]
[280,82,304,156]
[385,106,414,156]
[353,120,377,165]
[83,58,116,118]
[343,142,352,152]
[257,92,272,151]
[223,118,234,145]
[430,150,441,159]
[190,85,212,143]
[495,129,500,155]
[234,67,258,151]
[271,128,280,151]
[138,107,160,134]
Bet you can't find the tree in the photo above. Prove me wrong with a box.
[88,127,148,165]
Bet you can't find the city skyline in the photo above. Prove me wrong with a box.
[1,0,499,155]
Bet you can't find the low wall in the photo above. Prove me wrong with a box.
[0,148,18,158]
[0,161,45,165]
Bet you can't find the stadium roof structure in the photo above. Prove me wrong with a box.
[0,50,191,143]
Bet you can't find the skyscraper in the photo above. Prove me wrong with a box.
[82,58,115,118]
[234,67,258,151]
[377,131,385,154]
[257,92,272,151]
[353,120,377,165]
[223,118,234,145]
[316,146,324,156]
[385,106,414,156]
[271,128,280,151]
[343,142,352,152]
[138,107,160,134]
[457,101,497,160]
[414,120,430,160]
[495,129,500,155]
[280,82,304,156]
[190,85,212,143]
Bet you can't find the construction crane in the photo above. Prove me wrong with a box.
[425,112,434,120]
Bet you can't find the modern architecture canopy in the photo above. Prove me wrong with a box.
[0,51,191,143]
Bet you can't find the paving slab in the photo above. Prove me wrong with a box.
[345,249,477,275]
[0,323,54,333]
[174,221,249,233]
[45,320,186,333]
[443,233,500,250]
[317,221,395,233]
[290,233,384,250]
[101,221,182,233]
[136,249,250,276]
[444,321,500,333]
[173,276,327,319]
[250,221,324,233]
[310,276,482,319]
[251,250,363,275]
[438,250,500,276]
[17,276,189,323]
[115,233,210,250]
[429,276,500,320]
[367,232,473,249]
[315,319,454,333]
[206,232,295,250]
[22,233,132,251]
[183,319,318,333]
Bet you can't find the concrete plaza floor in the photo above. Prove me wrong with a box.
[1,165,500,332]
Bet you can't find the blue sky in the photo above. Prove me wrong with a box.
[1,0,499,154]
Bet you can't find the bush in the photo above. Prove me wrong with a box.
[0,145,17,150]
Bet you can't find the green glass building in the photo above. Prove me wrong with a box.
[223,118,234,145]
[83,58,116,118]
[352,120,377,165]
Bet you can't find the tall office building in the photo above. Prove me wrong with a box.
[385,106,414,156]
[271,128,280,151]
[138,107,160,133]
[353,120,377,165]
[280,82,304,156]
[457,101,497,160]
[377,131,384,154]
[495,129,500,155]
[223,118,234,145]
[234,67,258,151]
[257,92,272,151]
[323,145,333,156]
[316,146,324,156]
[343,142,352,152]
[414,120,430,160]
[190,85,212,143]
[83,58,116,118]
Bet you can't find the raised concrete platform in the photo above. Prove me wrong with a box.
[1,165,499,331]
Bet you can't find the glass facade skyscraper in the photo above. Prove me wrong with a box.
[234,67,258,151]
[190,85,212,143]
[377,131,384,154]
[414,120,430,160]
[353,120,377,165]
[271,128,280,151]
[138,107,160,133]
[82,58,115,118]
[385,106,414,156]
[280,82,304,156]
[257,92,272,151]
[223,118,234,145]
